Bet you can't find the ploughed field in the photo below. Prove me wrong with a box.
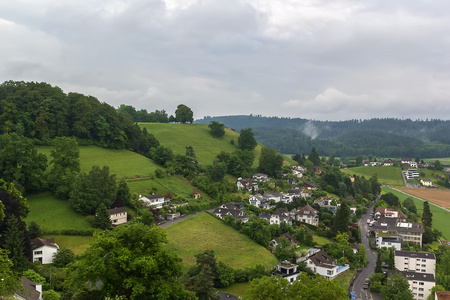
[397,187,450,209]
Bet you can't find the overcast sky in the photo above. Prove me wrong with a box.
[1,0,450,121]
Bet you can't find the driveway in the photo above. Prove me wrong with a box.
[159,209,215,228]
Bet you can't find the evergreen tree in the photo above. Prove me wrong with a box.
[422,201,433,228]
[28,221,42,239]
[308,147,321,166]
[375,249,383,274]
[3,215,29,272]
[388,247,395,269]
[93,203,112,230]
[332,202,351,236]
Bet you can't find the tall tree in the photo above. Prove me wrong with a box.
[93,203,112,230]
[331,201,351,236]
[308,147,321,166]
[375,249,383,274]
[175,104,194,124]
[422,201,433,228]
[258,147,284,177]
[388,248,395,270]
[381,273,414,300]
[70,223,195,299]
[116,179,131,206]
[0,133,47,192]
[208,121,225,138]
[3,216,29,272]
[238,128,257,151]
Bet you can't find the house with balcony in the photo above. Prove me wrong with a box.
[290,204,319,226]
[305,250,349,279]
[274,261,301,283]
[108,207,127,225]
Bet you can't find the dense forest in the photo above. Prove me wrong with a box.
[196,115,450,158]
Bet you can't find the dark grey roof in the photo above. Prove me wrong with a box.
[16,277,41,300]
[31,237,58,250]
[108,207,127,214]
[388,270,435,282]
[216,291,239,300]
[145,193,164,199]
[395,250,435,260]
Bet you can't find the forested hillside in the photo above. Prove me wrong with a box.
[197,115,450,158]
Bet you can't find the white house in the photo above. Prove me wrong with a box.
[270,208,291,225]
[108,207,127,225]
[274,261,301,283]
[290,204,319,226]
[395,251,436,274]
[305,250,349,279]
[390,271,435,300]
[30,238,59,264]
[236,178,258,192]
[139,193,165,208]
[420,179,433,187]
[252,173,270,182]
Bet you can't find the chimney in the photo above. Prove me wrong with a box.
[35,283,43,300]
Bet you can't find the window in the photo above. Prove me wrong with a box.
[419,282,424,286]
[422,259,426,262]
[34,251,42,255]
[421,264,426,267]
[327,270,334,275]
[419,294,423,297]
[419,288,424,291]
[413,281,417,284]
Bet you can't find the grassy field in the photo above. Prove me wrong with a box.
[25,192,91,231]
[424,158,450,165]
[37,145,160,179]
[139,123,294,168]
[313,235,332,246]
[44,235,93,255]
[219,282,250,298]
[126,177,201,200]
[381,187,450,239]
[341,166,404,186]
[164,213,278,272]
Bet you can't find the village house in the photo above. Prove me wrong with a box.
[290,204,319,226]
[264,192,283,203]
[305,250,349,279]
[420,179,433,187]
[108,207,127,225]
[270,208,291,225]
[15,277,43,300]
[31,237,59,264]
[252,173,270,182]
[292,165,307,178]
[373,219,424,248]
[139,193,169,209]
[274,261,301,283]
[213,203,249,223]
[435,291,450,300]
[394,250,436,274]
[383,159,394,166]
[270,232,299,248]
[236,177,258,192]
[388,270,435,300]
[192,190,201,199]
[303,181,317,190]
[374,208,407,221]
[314,197,339,213]
[248,194,271,209]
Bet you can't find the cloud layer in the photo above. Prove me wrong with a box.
[1,0,449,120]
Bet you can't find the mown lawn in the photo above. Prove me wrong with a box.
[25,192,91,231]
[164,213,278,272]
[37,145,160,179]
[341,166,404,186]
[313,235,332,247]
[333,269,355,290]
[219,282,250,298]
[381,187,450,239]
[43,235,93,255]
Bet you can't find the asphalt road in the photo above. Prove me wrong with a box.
[352,202,379,300]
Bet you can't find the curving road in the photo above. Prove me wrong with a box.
[352,201,380,300]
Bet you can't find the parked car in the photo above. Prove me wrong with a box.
[363,278,370,289]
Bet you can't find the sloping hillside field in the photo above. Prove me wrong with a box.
[164,212,278,271]
[341,166,404,186]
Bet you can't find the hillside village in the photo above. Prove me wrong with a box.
[1,82,450,299]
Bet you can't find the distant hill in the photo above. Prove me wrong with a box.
[196,115,450,158]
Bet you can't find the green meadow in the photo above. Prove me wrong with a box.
[43,235,93,255]
[37,145,160,179]
[164,213,278,272]
[126,177,199,200]
[341,166,404,186]
[381,187,450,239]
[25,192,91,231]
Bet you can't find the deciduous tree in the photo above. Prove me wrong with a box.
[238,128,257,151]
[258,147,284,177]
[381,273,414,300]
[70,223,195,299]
[208,121,225,138]
[175,104,194,124]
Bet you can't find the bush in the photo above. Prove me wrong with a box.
[43,290,61,300]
